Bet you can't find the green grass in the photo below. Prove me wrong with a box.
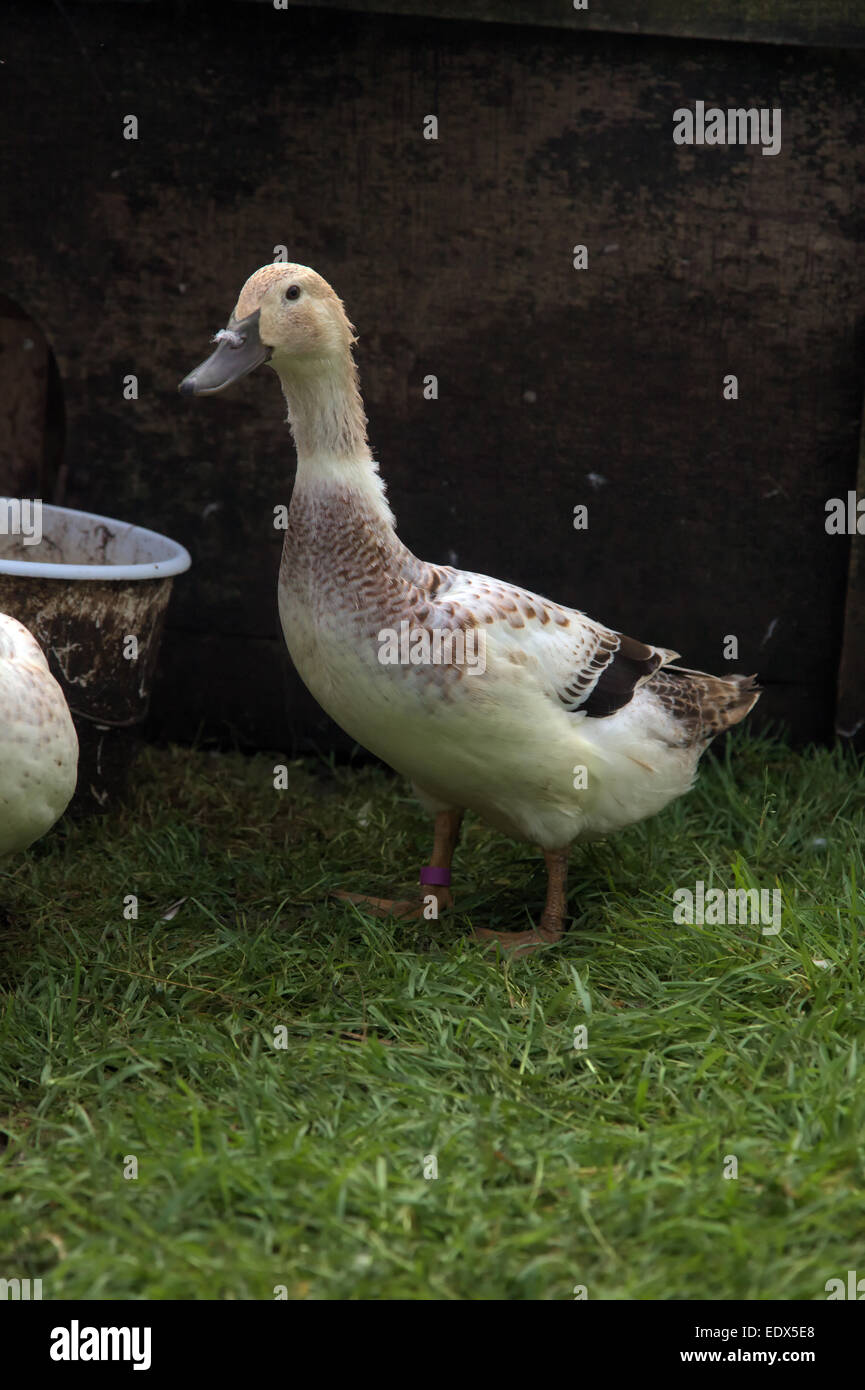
[1,730,863,1300]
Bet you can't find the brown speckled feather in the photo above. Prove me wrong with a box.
[649,666,760,743]
[282,489,693,715]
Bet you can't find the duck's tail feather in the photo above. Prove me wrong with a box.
[651,666,761,742]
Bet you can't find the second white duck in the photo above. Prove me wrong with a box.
[0,613,78,856]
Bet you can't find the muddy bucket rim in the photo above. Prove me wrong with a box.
[0,501,192,581]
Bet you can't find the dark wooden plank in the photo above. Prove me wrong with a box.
[0,295,48,498]
[272,0,865,48]
[836,399,865,749]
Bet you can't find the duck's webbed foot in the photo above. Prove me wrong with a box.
[332,809,463,922]
[474,847,569,954]
[332,887,452,920]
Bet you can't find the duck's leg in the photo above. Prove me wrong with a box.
[474,847,568,954]
[333,809,463,920]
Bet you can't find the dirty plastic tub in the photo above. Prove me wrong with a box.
[0,501,191,813]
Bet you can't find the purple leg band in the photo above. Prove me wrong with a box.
[420,866,451,886]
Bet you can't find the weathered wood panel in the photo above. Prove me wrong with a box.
[0,295,48,499]
[837,398,865,751]
[1,3,863,749]
[276,0,865,49]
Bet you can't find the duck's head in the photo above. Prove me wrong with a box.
[179,263,355,396]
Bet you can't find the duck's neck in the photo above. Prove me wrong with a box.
[274,352,395,527]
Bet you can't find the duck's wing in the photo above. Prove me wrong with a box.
[407,562,680,719]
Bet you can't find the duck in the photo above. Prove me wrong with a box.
[180,263,759,952]
[0,613,79,856]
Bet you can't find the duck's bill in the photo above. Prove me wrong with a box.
[178,310,271,396]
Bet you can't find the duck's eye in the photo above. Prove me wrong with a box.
[285,285,301,301]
